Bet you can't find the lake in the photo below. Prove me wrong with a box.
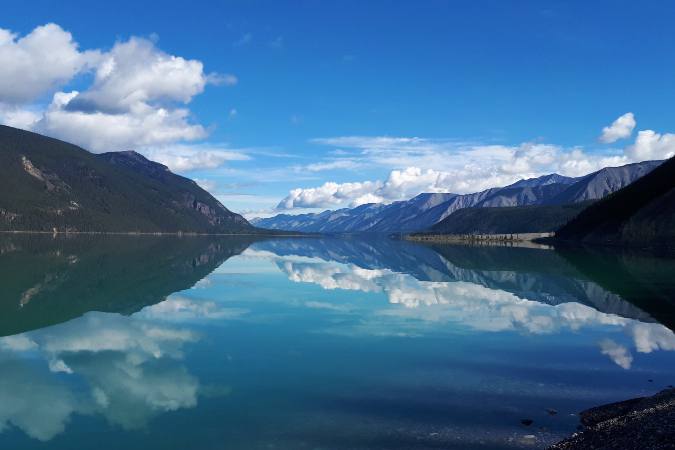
[1,234,674,449]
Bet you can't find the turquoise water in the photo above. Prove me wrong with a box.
[1,235,674,449]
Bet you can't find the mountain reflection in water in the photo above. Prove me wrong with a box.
[0,235,673,449]
[0,234,256,336]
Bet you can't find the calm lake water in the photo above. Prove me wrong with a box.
[1,235,674,449]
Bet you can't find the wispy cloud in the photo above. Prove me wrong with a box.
[140,143,249,172]
[233,32,252,47]
[209,73,238,86]
[269,36,284,49]
[302,159,363,172]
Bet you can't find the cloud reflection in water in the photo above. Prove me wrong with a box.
[263,253,675,369]
[0,295,239,441]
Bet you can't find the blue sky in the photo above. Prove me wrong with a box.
[1,0,675,217]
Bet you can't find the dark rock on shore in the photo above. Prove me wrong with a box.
[549,388,675,449]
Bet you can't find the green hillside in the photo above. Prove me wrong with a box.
[428,202,592,234]
[0,125,255,233]
[556,156,675,248]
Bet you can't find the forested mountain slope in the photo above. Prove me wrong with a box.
[0,125,254,233]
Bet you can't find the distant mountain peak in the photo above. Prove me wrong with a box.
[411,192,457,199]
[100,150,170,173]
[549,159,663,204]
[117,150,144,157]
[506,173,578,189]
[255,160,662,233]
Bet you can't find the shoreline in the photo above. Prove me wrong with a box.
[0,230,304,237]
[405,232,554,247]
[549,388,675,449]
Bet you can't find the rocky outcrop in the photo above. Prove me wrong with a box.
[550,388,675,449]
[21,155,71,193]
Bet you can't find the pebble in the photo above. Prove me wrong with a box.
[517,435,537,447]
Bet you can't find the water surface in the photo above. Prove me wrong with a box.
[1,235,674,449]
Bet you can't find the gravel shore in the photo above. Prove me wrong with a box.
[549,388,675,449]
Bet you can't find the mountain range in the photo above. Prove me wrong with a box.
[0,125,256,233]
[253,160,663,233]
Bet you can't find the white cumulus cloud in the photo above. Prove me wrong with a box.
[599,112,636,143]
[0,23,98,104]
[0,24,241,173]
[0,105,42,129]
[37,92,207,152]
[32,35,221,152]
[66,37,209,114]
[278,180,382,209]
[626,129,675,161]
